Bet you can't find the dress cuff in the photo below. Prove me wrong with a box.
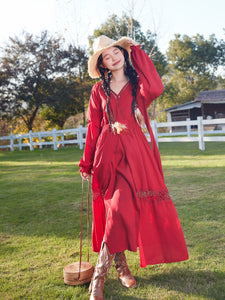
[130,45,141,51]
[79,158,92,175]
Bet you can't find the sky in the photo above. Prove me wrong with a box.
[0,0,224,54]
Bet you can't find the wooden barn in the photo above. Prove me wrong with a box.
[165,89,225,123]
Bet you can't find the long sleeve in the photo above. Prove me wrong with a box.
[79,84,103,175]
[131,45,164,108]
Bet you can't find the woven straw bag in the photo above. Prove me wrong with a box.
[63,179,94,285]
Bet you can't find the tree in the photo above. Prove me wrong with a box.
[41,78,78,129]
[167,33,224,83]
[157,34,225,114]
[73,46,93,127]
[0,31,89,132]
[41,45,92,129]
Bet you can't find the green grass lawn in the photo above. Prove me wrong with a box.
[0,142,224,300]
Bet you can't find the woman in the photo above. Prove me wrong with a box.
[79,35,189,300]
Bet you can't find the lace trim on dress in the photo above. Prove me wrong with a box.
[137,190,171,203]
[92,189,171,203]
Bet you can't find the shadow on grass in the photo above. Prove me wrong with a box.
[68,267,224,300]
[74,280,146,300]
[56,280,144,300]
[134,267,224,300]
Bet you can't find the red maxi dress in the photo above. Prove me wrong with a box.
[79,45,189,267]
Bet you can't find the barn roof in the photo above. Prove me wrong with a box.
[194,89,225,103]
[165,90,225,112]
[164,101,201,112]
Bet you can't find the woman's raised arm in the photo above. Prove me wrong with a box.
[130,45,164,107]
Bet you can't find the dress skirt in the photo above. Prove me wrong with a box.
[91,123,189,267]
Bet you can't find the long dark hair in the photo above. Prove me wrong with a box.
[97,46,138,124]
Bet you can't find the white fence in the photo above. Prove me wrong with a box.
[0,126,87,151]
[0,117,225,152]
[150,117,225,151]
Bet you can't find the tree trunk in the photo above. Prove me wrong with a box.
[26,106,39,132]
[82,91,86,127]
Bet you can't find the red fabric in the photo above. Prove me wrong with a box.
[79,45,189,267]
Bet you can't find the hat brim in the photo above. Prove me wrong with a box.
[88,37,136,79]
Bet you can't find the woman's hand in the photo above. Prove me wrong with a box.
[81,172,89,181]
[128,40,139,47]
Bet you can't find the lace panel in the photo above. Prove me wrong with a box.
[137,190,171,203]
[92,188,171,203]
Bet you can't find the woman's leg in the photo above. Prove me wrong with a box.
[114,252,137,288]
[89,242,115,300]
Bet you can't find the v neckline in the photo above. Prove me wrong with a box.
[110,81,130,98]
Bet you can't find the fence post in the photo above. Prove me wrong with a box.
[29,130,34,151]
[197,116,205,151]
[10,134,14,151]
[167,112,172,133]
[19,136,22,151]
[78,125,83,150]
[186,118,191,137]
[53,128,58,150]
[38,133,43,149]
[61,134,65,147]
[151,120,158,147]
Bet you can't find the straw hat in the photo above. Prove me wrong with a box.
[88,35,136,78]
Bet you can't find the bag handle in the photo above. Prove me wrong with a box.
[78,178,90,279]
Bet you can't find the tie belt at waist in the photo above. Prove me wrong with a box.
[103,122,142,135]
[111,122,128,135]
